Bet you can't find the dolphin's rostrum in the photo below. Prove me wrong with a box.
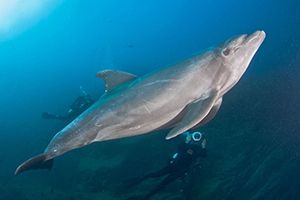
[15,31,266,175]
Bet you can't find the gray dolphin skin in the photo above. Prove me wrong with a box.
[15,30,266,175]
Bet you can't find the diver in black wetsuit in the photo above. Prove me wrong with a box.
[124,131,207,200]
[42,86,94,122]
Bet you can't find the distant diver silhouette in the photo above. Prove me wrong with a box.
[42,86,94,121]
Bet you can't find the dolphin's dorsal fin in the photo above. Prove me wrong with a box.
[96,70,137,92]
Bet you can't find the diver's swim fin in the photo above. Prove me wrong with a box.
[123,177,145,189]
[15,153,53,175]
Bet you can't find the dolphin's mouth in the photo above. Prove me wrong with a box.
[243,30,266,46]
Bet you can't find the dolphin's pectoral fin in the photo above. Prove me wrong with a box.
[192,97,222,129]
[96,70,137,92]
[166,90,219,140]
[15,153,54,175]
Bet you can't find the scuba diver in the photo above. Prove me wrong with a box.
[124,131,207,200]
[42,86,94,122]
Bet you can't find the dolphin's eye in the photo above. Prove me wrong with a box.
[223,48,230,56]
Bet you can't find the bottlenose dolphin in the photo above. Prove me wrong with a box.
[15,30,265,175]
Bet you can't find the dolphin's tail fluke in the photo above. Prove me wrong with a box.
[15,153,54,175]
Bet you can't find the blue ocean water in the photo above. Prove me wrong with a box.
[0,0,299,199]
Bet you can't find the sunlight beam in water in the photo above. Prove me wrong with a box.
[0,0,63,41]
